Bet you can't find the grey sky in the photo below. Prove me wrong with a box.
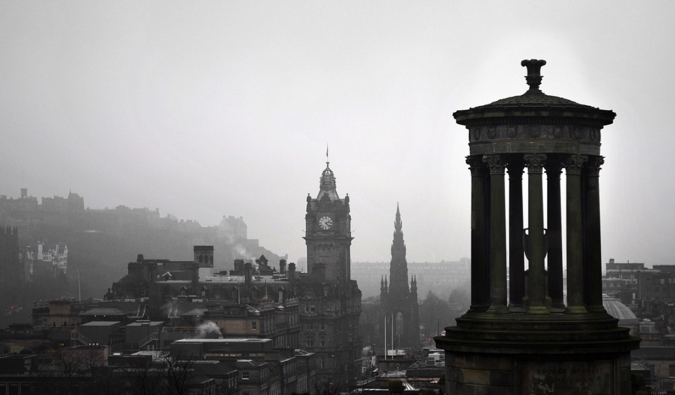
[1,2,674,267]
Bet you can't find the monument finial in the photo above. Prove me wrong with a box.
[521,59,547,91]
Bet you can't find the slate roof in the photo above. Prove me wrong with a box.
[181,308,207,317]
[80,307,126,316]
[81,321,120,326]
[484,89,592,108]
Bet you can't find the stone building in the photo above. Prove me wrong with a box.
[380,205,419,350]
[435,60,640,394]
[104,160,361,387]
[0,226,24,284]
[170,338,316,395]
[300,161,362,388]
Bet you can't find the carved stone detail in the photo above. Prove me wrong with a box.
[585,156,604,176]
[483,155,504,175]
[590,128,600,142]
[466,156,485,176]
[472,128,481,141]
[572,127,583,139]
[565,155,588,175]
[487,127,497,139]
[524,154,547,174]
[528,126,540,138]
[507,127,517,138]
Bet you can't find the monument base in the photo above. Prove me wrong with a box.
[445,350,631,395]
[435,312,640,395]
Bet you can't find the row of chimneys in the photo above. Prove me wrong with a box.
[232,258,297,284]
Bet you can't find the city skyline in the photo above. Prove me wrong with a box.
[1,2,674,265]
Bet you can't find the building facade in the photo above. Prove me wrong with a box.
[300,161,361,388]
[0,226,23,285]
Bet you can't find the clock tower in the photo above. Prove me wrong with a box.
[304,161,352,284]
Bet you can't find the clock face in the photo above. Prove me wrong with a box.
[319,216,333,230]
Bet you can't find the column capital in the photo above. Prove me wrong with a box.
[483,155,504,175]
[565,155,588,175]
[466,156,485,175]
[545,160,563,177]
[524,154,547,174]
[585,156,605,177]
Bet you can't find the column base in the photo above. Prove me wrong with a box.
[468,304,489,313]
[566,305,588,314]
[527,305,549,314]
[487,304,509,314]
[585,304,607,314]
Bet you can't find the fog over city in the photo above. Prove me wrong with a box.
[1,2,674,266]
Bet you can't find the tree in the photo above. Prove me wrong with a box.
[448,285,470,313]
[161,353,196,395]
[419,291,454,340]
[122,352,197,395]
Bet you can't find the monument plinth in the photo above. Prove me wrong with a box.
[435,60,640,394]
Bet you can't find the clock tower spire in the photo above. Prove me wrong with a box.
[304,160,352,284]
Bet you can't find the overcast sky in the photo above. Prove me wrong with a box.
[1,2,674,268]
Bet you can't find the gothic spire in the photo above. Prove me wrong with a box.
[395,202,402,233]
[389,205,409,295]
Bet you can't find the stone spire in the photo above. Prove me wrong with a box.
[316,162,340,201]
[389,204,409,295]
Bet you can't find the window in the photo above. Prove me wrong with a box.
[242,372,250,380]
[252,321,257,330]
[310,305,316,313]
[320,340,325,347]
[669,364,675,377]
[321,323,325,331]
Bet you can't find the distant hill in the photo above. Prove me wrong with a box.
[0,190,284,301]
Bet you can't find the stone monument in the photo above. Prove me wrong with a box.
[435,60,640,394]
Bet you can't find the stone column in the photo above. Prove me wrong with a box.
[565,155,588,314]
[484,155,508,313]
[508,157,525,308]
[546,160,564,309]
[525,154,548,314]
[584,156,606,313]
[467,156,490,313]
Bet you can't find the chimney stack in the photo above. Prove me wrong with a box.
[288,263,296,285]
[279,259,287,275]
[244,262,252,284]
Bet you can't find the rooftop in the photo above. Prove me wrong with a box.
[174,338,272,344]
[81,321,121,326]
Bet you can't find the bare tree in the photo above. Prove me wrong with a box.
[160,353,196,395]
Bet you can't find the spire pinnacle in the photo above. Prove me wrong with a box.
[394,203,402,233]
